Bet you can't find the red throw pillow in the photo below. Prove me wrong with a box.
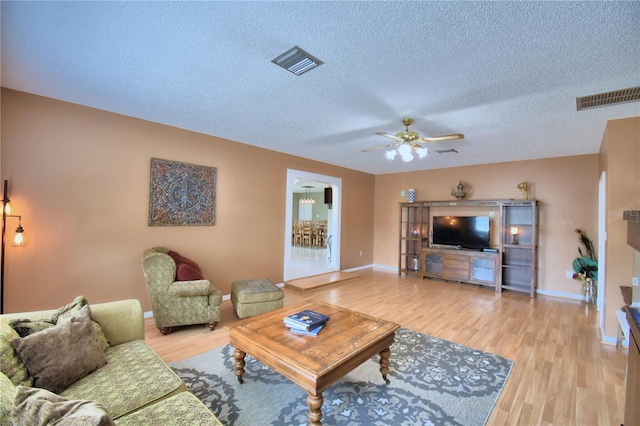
[168,250,201,272]
[176,263,205,281]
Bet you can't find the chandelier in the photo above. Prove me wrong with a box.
[300,187,315,204]
[385,144,428,162]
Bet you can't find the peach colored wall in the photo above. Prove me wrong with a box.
[599,116,640,338]
[373,155,600,297]
[0,89,375,313]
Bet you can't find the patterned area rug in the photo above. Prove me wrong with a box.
[169,328,513,426]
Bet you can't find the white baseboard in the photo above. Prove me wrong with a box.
[343,264,375,272]
[370,264,398,272]
[535,288,584,301]
[601,335,626,347]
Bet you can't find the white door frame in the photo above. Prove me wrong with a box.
[597,171,607,330]
[283,169,341,281]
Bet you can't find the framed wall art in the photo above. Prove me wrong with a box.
[148,158,217,226]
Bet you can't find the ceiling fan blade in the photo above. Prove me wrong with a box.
[375,132,401,141]
[361,142,399,152]
[421,133,465,142]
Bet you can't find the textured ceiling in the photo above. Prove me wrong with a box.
[1,1,639,175]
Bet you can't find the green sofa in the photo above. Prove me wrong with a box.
[0,299,222,425]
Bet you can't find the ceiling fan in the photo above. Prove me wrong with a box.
[362,118,464,161]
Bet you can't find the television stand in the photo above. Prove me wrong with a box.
[421,247,499,290]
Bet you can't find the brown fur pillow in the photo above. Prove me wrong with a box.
[11,305,107,394]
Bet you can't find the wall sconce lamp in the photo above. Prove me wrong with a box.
[510,226,519,245]
[2,180,29,313]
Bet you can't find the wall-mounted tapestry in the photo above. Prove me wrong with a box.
[148,158,216,226]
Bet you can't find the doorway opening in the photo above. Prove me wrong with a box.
[284,169,341,281]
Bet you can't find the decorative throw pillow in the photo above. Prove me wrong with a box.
[12,386,115,426]
[8,295,86,338]
[176,262,205,281]
[8,318,56,338]
[58,296,110,352]
[11,305,107,394]
[0,368,17,422]
[59,297,110,351]
[0,321,32,387]
[168,250,202,272]
[8,296,110,353]
[92,322,110,353]
[52,295,87,323]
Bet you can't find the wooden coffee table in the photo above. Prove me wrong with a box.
[225,300,400,426]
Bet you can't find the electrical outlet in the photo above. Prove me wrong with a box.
[633,276,639,286]
[359,250,363,256]
[566,270,574,279]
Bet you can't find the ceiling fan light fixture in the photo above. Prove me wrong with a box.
[367,118,462,161]
[398,144,411,156]
[385,144,429,162]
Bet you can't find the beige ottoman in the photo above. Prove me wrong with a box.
[231,279,284,318]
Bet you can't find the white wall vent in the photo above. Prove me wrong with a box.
[272,46,323,76]
[576,86,640,111]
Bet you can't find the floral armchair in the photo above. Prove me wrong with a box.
[142,247,222,335]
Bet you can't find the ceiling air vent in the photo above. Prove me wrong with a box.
[272,46,323,76]
[436,149,459,154]
[576,86,640,111]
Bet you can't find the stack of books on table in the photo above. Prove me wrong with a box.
[283,310,330,336]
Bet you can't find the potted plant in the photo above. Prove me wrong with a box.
[572,229,598,303]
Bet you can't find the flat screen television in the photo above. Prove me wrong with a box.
[432,216,491,250]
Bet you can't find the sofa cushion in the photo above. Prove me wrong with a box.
[61,340,184,419]
[115,391,223,426]
[12,386,114,426]
[11,305,107,394]
[0,321,32,387]
[176,262,205,281]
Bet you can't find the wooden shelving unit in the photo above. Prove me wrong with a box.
[398,199,538,297]
[398,203,424,276]
[500,200,537,297]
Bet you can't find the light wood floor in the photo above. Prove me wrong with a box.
[145,268,628,425]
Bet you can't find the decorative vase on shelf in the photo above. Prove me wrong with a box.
[451,181,468,200]
[408,188,416,203]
